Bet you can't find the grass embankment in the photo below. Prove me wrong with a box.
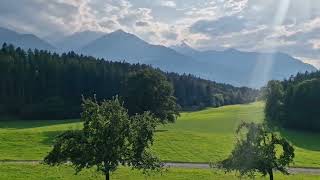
[0,102,319,168]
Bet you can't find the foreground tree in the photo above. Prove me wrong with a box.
[123,69,179,123]
[217,122,294,180]
[44,97,162,180]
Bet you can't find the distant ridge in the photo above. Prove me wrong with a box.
[79,29,209,76]
[0,27,55,51]
[172,42,317,87]
[0,27,316,87]
[55,30,105,52]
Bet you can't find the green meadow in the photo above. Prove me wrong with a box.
[154,102,320,168]
[0,163,319,180]
[0,102,319,174]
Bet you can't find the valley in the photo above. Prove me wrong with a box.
[0,102,319,179]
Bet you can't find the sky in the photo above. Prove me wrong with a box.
[0,0,320,68]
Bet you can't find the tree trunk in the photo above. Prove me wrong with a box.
[105,171,110,180]
[268,169,274,180]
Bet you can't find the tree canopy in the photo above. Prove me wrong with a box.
[44,97,162,180]
[217,122,294,180]
[264,80,285,125]
[284,78,320,131]
[264,71,320,131]
[123,69,179,123]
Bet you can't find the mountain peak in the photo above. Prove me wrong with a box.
[174,41,196,50]
[171,41,199,57]
[106,29,139,40]
[180,41,192,48]
[98,29,147,45]
[74,30,104,36]
[110,29,129,35]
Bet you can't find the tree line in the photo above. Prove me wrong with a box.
[264,71,320,132]
[0,43,258,120]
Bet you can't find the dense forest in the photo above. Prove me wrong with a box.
[265,71,320,132]
[0,43,258,119]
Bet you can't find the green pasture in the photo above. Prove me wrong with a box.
[0,102,319,168]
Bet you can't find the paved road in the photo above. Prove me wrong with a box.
[1,160,320,175]
[164,162,320,175]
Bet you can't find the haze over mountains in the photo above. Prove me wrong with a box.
[0,27,55,51]
[54,31,105,51]
[171,42,317,87]
[0,27,316,87]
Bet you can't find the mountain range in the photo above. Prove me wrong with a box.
[171,42,317,87]
[0,27,55,51]
[0,27,316,87]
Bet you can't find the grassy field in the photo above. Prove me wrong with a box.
[0,163,319,180]
[0,102,319,168]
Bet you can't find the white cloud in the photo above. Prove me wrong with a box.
[1,0,320,64]
[160,1,176,8]
[299,57,320,69]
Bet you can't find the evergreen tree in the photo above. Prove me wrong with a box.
[0,44,258,120]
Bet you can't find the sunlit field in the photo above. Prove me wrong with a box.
[0,102,319,168]
[0,163,319,180]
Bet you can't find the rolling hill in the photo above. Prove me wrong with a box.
[0,102,318,168]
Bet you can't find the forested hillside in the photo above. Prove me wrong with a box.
[0,27,316,88]
[0,44,258,119]
[265,71,320,132]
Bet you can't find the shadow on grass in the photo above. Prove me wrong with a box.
[155,129,168,133]
[0,119,81,130]
[280,129,320,151]
[40,130,66,146]
[41,129,170,147]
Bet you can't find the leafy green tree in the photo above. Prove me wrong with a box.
[217,122,294,180]
[285,78,320,131]
[44,97,162,180]
[123,69,179,123]
[265,80,284,124]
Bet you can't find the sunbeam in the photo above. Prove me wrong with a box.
[249,0,292,88]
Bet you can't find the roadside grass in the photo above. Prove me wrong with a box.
[0,102,319,168]
[0,163,319,180]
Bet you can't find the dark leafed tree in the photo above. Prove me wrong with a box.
[216,122,294,180]
[264,71,320,132]
[264,80,284,124]
[123,69,180,123]
[284,78,320,131]
[44,97,162,180]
